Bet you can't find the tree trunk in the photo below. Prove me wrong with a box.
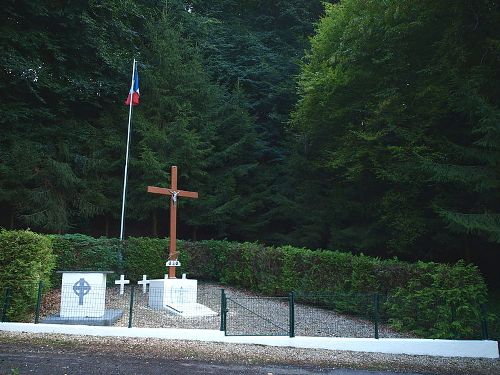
[104,215,109,237]
[9,208,14,229]
[464,235,472,263]
[152,211,158,237]
[192,226,198,241]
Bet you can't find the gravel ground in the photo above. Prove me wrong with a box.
[1,331,499,375]
[41,282,408,338]
[28,281,500,374]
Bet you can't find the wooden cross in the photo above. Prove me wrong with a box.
[147,166,198,279]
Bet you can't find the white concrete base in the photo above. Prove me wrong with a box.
[148,278,216,317]
[0,323,498,359]
[164,303,218,317]
[149,278,198,308]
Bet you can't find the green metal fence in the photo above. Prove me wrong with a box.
[222,293,291,336]
[0,280,496,341]
[293,291,381,338]
[293,290,491,340]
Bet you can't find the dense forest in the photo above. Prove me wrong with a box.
[1,1,499,284]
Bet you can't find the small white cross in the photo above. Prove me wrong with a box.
[137,274,149,294]
[115,274,130,295]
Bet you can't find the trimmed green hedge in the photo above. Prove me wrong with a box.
[386,261,487,339]
[177,241,417,295]
[178,240,487,339]
[48,234,123,284]
[0,230,55,321]
[0,231,488,338]
[125,237,173,280]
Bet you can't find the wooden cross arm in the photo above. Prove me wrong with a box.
[147,186,199,199]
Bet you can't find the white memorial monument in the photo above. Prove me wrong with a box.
[41,271,122,326]
[147,166,216,317]
[148,273,216,317]
[59,271,113,318]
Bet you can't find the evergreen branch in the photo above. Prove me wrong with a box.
[420,159,499,192]
[436,208,500,243]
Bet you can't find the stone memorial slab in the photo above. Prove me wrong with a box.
[41,271,122,326]
[59,271,113,318]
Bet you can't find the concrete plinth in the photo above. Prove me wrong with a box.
[40,309,123,326]
[148,278,217,317]
[58,271,114,318]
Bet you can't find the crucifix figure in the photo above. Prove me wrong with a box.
[147,166,198,279]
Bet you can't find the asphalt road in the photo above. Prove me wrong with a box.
[0,347,426,375]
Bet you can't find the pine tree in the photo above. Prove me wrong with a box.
[290,0,500,260]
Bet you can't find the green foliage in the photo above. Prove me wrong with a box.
[48,234,122,284]
[188,0,331,244]
[436,210,500,243]
[178,239,229,281]
[0,230,55,320]
[30,232,488,338]
[386,261,487,338]
[0,0,327,246]
[123,237,170,281]
[2,0,498,289]
[289,0,500,266]
[0,0,155,233]
[179,240,487,338]
[131,6,267,241]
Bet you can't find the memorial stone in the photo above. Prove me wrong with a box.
[41,271,123,326]
[59,271,113,318]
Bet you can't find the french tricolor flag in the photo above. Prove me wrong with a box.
[124,64,140,106]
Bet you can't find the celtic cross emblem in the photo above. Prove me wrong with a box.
[73,278,91,305]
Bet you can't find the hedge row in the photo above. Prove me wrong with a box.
[0,232,488,338]
[179,240,488,338]
[0,230,55,320]
[47,234,122,286]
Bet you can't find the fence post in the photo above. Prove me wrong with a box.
[450,302,458,338]
[2,287,11,322]
[220,289,225,332]
[373,293,379,339]
[289,291,295,338]
[481,304,489,340]
[35,281,44,324]
[128,285,135,328]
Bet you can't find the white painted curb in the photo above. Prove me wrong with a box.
[1,323,498,359]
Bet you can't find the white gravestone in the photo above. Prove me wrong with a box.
[148,274,216,317]
[59,271,113,318]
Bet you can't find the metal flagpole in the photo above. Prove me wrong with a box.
[120,58,136,241]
